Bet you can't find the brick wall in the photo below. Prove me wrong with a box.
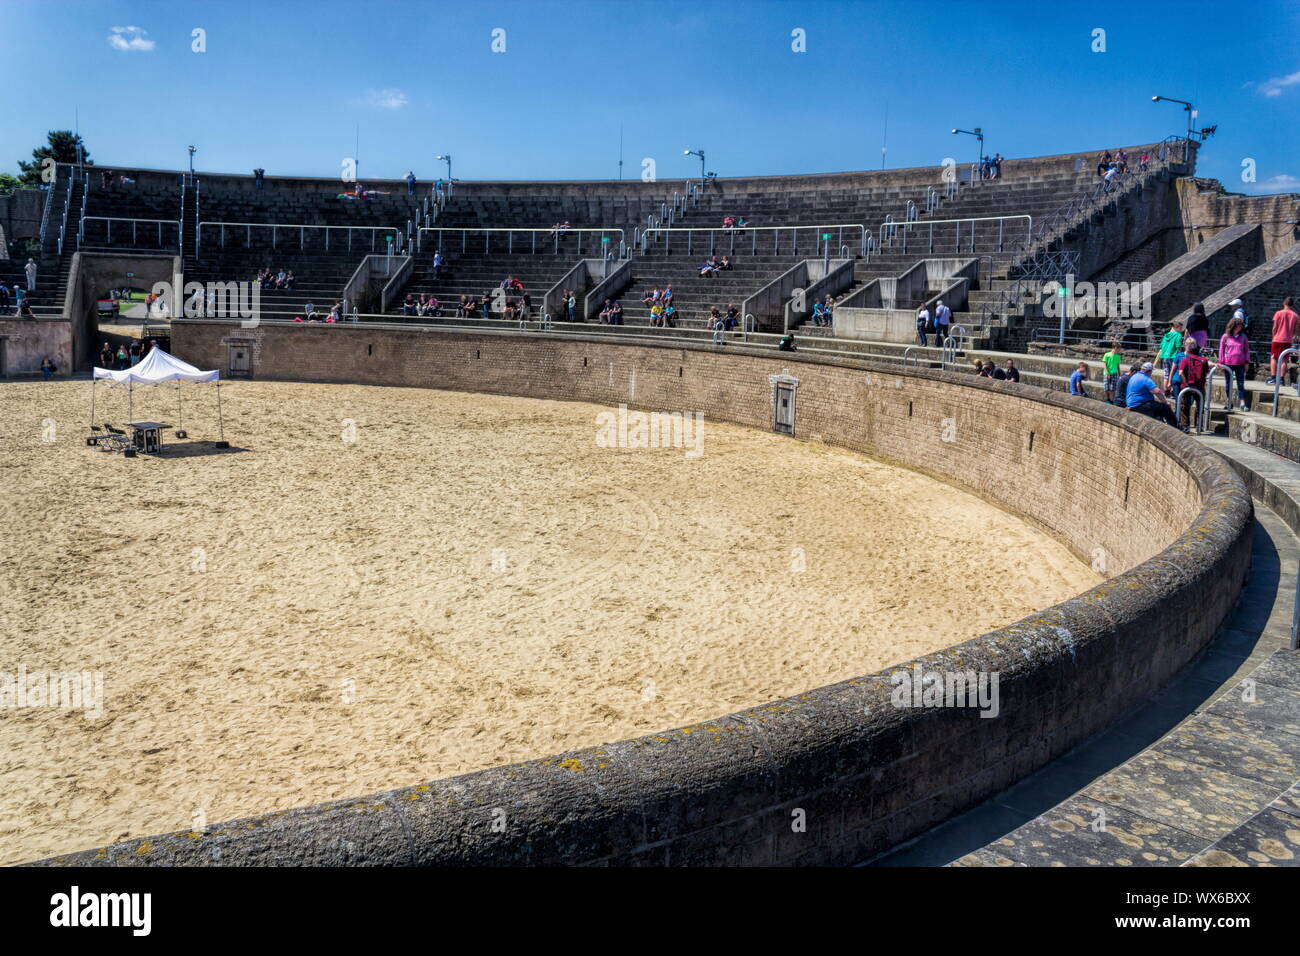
[1177,178,1300,259]
[42,322,1252,867]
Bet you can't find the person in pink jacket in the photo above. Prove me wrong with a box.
[1216,316,1251,411]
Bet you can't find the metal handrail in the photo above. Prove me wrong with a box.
[79,216,181,251]
[197,221,399,258]
[1210,363,1236,411]
[417,225,626,258]
[1176,387,1207,434]
[902,347,918,366]
[878,214,1032,255]
[56,171,76,256]
[941,336,957,369]
[640,223,870,258]
[1272,348,1300,416]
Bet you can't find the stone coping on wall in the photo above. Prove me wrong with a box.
[31,325,1251,866]
[59,142,1179,198]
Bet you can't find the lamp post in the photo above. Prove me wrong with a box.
[187,145,196,176]
[951,127,984,176]
[1152,95,1195,157]
[436,154,453,181]
[683,149,705,188]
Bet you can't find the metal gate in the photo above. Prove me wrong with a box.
[228,343,251,378]
[774,382,796,435]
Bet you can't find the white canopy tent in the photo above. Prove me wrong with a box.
[91,347,226,444]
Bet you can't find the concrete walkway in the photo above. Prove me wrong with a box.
[869,498,1300,867]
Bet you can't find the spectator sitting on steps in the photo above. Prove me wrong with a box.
[1003,359,1019,382]
[40,357,56,380]
[1126,361,1179,426]
[1069,362,1090,397]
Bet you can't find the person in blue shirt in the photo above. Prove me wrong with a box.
[1126,362,1179,426]
[1068,363,1090,397]
[1168,344,1187,401]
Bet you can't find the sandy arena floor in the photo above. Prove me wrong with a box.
[0,379,1100,864]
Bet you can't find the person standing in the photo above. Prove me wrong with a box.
[405,171,416,195]
[1186,302,1210,350]
[432,250,443,279]
[253,167,265,190]
[566,289,576,322]
[1176,342,1209,431]
[1268,296,1299,385]
[1158,320,1185,381]
[24,258,38,292]
[1102,341,1123,404]
[0,283,9,315]
[916,305,931,345]
[1217,317,1251,411]
[1229,297,1249,336]
[933,299,951,347]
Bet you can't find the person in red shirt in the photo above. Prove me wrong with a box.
[1268,296,1299,384]
[1177,342,1209,431]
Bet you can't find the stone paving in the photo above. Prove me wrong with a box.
[873,499,1300,867]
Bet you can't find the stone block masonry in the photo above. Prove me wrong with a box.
[34,321,1253,866]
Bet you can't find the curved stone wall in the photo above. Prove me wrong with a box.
[35,323,1252,866]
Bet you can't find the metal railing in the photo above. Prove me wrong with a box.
[1176,387,1208,434]
[879,214,1031,255]
[418,226,626,258]
[1273,348,1300,416]
[196,221,399,259]
[1209,364,1236,411]
[640,224,870,258]
[56,169,83,256]
[79,216,181,251]
[37,171,57,248]
[941,336,958,368]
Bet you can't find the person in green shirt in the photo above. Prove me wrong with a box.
[1158,321,1186,382]
[1102,342,1123,404]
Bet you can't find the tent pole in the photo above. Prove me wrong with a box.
[89,380,96,430]
[216,384,225,440]
[177,383,183,434]
[128,382,133,422]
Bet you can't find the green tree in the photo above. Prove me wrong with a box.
[17,131,92,187]
[0,173,20,197]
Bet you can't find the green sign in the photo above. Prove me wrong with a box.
[821,233,831,240]
[1057,286,1069,297]
[601,237,610,243]
[126,272,134,278]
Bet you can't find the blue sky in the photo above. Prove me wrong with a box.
[2,0,1297,193]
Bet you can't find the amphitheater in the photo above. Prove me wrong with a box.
[1,140,1298,867]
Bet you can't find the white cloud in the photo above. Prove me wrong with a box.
[1259,69,1300,97]
[365,88,409,110]
[107,26,155,52]
[1250,174,1300,193]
